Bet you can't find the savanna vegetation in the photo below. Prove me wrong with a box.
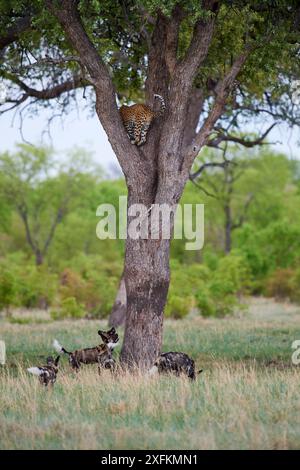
[1,143,300,321]
[1,0,300,451]
[1,0,300,367]
[1,298,300,449]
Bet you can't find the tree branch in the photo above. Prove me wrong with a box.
[232,194,255,230]
[190,159,232,180]
[208,123,277,148]
[145,12,170,103]
[42,208,63,256]
[0,15,32,50]
[46,0,147,184]
[183,88,205,148]
[165,5,185,77]
[18,55,83,71]
[18,204,38,254]
[157,4,218,172]
[5,72,84,100]
[182,48,251,174]
[177,1,218,79]
[189,176,218,198]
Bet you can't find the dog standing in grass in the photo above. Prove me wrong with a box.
[27,356,60,386]
[148,352,202,380]
[53,327,119,374]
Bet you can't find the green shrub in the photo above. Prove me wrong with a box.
[289,268,300,303]
[235,222,300,285]
[195,286,216,317]
[265,268,295,300]
[59,254,121,317]
[166,261,208,318]
[202,249,220,271]
[59,268,89,304]
[196,253,251,317]
[214,251,252,295]
[165,295,193,319]
[17,265,57,308]
[166,254,251,318]
[0,257,57,310]
[51,297,85,320]
[0,267,17,313]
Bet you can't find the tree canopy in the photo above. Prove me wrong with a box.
[1,1,300,145]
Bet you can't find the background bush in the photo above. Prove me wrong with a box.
[1,146,300,319]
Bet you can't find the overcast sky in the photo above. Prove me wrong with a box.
[1,96,299,175]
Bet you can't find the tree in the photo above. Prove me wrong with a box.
[191,145,295,254]
[0,144,100,265]
[0,0,299,367]
[108,273,127,328]
[190,143,255,253]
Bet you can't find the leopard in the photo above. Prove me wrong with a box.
[53,327,119,375]
[120,94,165,146]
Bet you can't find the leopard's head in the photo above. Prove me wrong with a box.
[98,327,119,349]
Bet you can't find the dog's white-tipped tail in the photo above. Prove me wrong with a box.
[148,365,158,376]
[27,367,43,376]
[53,339,64,354]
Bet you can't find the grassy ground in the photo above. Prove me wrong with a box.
[0,297,300,450]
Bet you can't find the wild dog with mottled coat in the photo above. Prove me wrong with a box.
[27,356,60,386]
[53,327,119,374]
[149,352,202,380]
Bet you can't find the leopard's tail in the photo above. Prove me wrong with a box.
[154,94,166,117]
[53,339,70,355]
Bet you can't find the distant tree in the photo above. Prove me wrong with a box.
[191,145,293,253]
[0,144,101,265]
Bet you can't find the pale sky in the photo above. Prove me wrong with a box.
[0,96,299,173]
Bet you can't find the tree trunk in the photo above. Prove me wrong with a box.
[109,274,126,328]
[224,204,232,254]
[49,0,250,370]
[35,250,43,266]
[121,237,170,368]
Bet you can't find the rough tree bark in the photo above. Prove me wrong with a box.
[47,0,252,368]
[108,86,205,329]
[109,274,126,328]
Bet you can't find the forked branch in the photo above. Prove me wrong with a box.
[209,123,277,148]
[182,48,251,174]
[46,0,146,182]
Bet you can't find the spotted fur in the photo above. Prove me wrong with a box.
[53,327,119,375]
[120,94,165,146]
[149,352,202,380]
[27,356,60,387]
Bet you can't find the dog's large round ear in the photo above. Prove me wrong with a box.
[109,327,116,334]
[98,330,106,340]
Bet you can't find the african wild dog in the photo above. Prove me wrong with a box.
[148,352,202,380]
[27,355,60,386]
[53,327,119,374]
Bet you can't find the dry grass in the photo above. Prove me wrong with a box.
[0,297,300,449]
[1,364,300,449]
